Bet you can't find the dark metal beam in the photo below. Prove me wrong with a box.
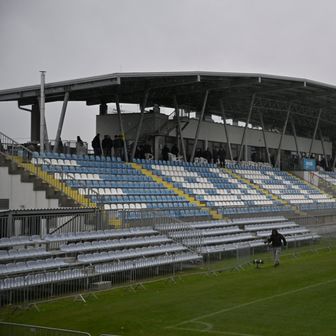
[219,100,233,160]
[174,96,187,161]
[54,91,70,153]
[308,109,322,156]
[275,105,291,167]
[116,95,129,162]
[238,94,256,162]
[131,90,149,161]
[190,90,209,162]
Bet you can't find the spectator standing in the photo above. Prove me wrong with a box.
[162,144,169,161]
[92,134,102,156]
[171,144,178,156]
[76,136,86,155]
[114,135,123,158]
[102,135,113,157]
[203,148,212,163]
[213,147,219,165]
[218,146,226,167]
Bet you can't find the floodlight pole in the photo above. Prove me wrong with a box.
[40,71,46,153]
[190,90,209,162]
[238,94,255,162]
[173,96,187,161]
[275,105,291,168]
[116,95,129,162]
[53,91,69,153]
[259,111,271,164]
[308,109,322,157]
[219,100,233,160]
[131,90,149,161]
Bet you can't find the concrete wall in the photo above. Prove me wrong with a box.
[97,113,331,155]
[171,119,331,155]
[0,167,59,210]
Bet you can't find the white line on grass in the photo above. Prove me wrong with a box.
[172,326,262,336]
[168,277,336,329]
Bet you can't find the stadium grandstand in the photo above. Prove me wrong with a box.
[0,71,336,321]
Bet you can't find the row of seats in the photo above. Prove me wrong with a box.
[232,166,336,211]
[77,243,187,263]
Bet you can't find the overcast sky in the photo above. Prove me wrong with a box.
[1,0,336,144]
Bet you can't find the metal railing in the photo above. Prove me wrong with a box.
[0,131,98,208]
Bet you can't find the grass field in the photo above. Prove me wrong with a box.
[1,245,336,336]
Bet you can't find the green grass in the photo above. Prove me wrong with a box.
[1,246,336,336]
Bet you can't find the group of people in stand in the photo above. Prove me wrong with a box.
[196,147,227,166]
[89,133,125,158]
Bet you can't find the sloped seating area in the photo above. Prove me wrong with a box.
[228,162,336,211]
[0,215,318,302]
[316,171,336,186]
[170,216,318,254]
[33,152,209,219]
[138,159,288,215]
[0,226,200,292]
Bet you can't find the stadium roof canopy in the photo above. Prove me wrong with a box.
[1,71,336,139]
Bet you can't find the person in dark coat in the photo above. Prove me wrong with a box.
[171,144,178,156]
[218,146,226,167]
[91,134,102,156]
[203,148,212,163]
[265,229,287,267]
[102,135,113,157]
[162,144,169,161]
[213,147,219,165]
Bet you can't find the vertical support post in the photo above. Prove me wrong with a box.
[53,91,70,153]
[238,94,255,162]
[190,90,209,162]
[116,95,129,162]
[31,103,40,143]
[319,128,328,168]
[131,90,149,161]
[40,71,46,153]
[308,109,322,157]
[173,96,187,161]
[275,105,291,168]
[259,111,271,164]
[290,116,300,157]
[219,100,233,160]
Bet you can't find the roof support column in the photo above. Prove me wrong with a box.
[308,109,322,157]
[173,96,187,161]
[290,116,300,157]
[190,90,209,162]
[31,103,40,143]
[116,95,129,162]
[275,105,291,168]
[53,91,69,153]
[238,94,255,162]
[40,71,46,153]
[219,100,233,160]
[131,90,149,161]
[37,97,50,152]
[258,111,271,164]
[319,128,328,169]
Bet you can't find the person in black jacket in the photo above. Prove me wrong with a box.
[91,134,102,156]
[265,229,287,267]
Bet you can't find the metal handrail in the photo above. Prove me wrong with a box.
[0,131,99,208]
